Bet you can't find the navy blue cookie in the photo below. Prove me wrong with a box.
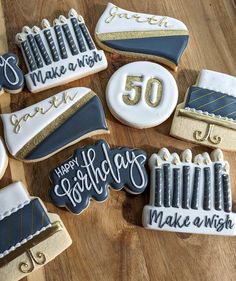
[0,53,24,93]
[49,140,148,214]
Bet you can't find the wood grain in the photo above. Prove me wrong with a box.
[0,0,236,280]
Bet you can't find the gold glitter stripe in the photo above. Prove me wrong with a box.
[16,91,96,159]
[179,109,236,131]
[97,29,189,41]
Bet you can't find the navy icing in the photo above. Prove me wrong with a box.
[185,86,236,121]
[49,140,148,214]
[25,95,108,160]
[0,53,24,92]
[101,35,189,65]
[0,198,51,255]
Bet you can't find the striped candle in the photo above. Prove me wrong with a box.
[154,168,162,207]
[182,166,190,209]
[163,164,171,207]
[191,167,201,209]
[43,29,60,62]
[26,33,44,68]
[214,163,223,210]
[222,174,231,212]
[17,34,37,71]
[203,167,211,210]
[172,168,180,208]
[33,26,52,65]
[70,17,87,52]
[54,23,68,59]
[79,22,95,50]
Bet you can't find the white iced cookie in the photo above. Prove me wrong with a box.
[142,148,236,236]
[106,61,178,128]
[0,138,8,179]
[15,9,107,93]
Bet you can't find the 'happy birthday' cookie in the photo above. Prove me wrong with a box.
[95,3,189,70]
[106,61,178,128]
[1,87,109,162]
[16,9,107,93]
[0,182,72,281]
[170,69,236,151]
[0,53,24,94]
[142,148,236,236]
[49,140,148,215]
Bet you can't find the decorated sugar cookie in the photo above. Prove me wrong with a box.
[1,87,109,162]
[16,9,107,93]
[106,61,178,128]
[170,70,236,151]
[95,3,189,70]
[0,53,24,94]
[0,138,8,179]
[49,140,147,215]
[0,181,72,281]
[142,148,236,236]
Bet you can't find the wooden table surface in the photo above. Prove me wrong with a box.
[0,0,235,280]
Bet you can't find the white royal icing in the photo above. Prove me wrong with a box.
[0,182,30,221]
[1,87,91,156]
[0,138,8,178]
[106,61,178,128]
[95,3,188,35]
[16,9,107,93]
[143,148,236,236]
[196,69,236,97]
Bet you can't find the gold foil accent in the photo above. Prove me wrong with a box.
[145,78,162,108]
[20,250,46,273]
[122,76,143,105]
[178,109,236,131]
[105,5,169,27]
[0,221,63,268]
[16,91,95,159]
[97,30,189,41]
[194,124,222,145]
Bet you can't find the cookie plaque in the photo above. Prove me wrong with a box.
[1,87,109,162]
[106,61,178,128]
[95,3,189,70]
[16,9,107,93]
[49,140,148,214]
[143,148,236,236]
[170,70,236,151]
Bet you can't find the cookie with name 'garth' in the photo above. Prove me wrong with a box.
[16,9,107,93]
[1,87,109,162]
[106,61,178,128]
[0,53,24,94]
[49,140,148,215]
[142,148,236,236]
[95,3,189,70]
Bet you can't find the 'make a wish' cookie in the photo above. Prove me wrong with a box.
[16,9,107,93]
[0,53,24,94]
[142,148,236,236]
[49,140,148,215]
[95,3,189,70]
[170,70,236,151]
[1,87,109,162]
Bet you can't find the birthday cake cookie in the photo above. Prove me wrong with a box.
[49,140,147,215]
[0,53,24,94]
[106,61,178,128]
[1,87,109,162]
[142,148,236,236]
[16,9,107,93]
[170,69,236,151]
[0,182,72,281]
[95,3,189,70]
